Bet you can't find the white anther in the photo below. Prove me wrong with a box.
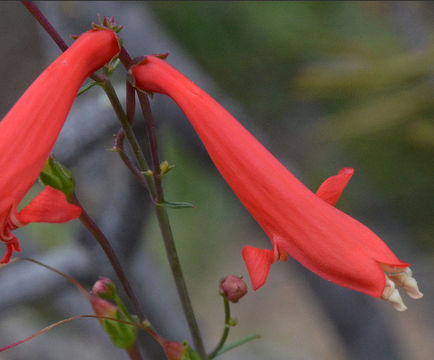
[386,267,423,299]
[382,276,407,311]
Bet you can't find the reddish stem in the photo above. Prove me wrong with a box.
[70,194,146,325]
[21,1,69,51]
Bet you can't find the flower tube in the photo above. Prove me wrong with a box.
[131,56,423,310]
[0,29,120,263]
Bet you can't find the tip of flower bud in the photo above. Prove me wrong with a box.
[92,277,116,300]
[162,340,186,360]
[92,15,123,33]
[220,275,248,303]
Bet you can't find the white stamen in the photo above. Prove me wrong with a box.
[382,277,407,311]
[387,268,423,299]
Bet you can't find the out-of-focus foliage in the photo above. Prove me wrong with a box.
[149,1,434,250]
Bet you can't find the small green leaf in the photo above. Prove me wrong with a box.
[158,200,195,209]
[77,81,99,96]
[106,58,121,76]
[215,334,260,357]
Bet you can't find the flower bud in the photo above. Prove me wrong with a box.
[160,160,175,175]
[90,295,118,318]
[92,277,116,300]
[90,295,138,349]
[220,275,248,303]
[39,156,76,198]
[162,340,186,360]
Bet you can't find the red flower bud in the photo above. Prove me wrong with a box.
[90,295,118,319]
[220,275,248,303]
[162,340,186,360]
[0,29,120,263]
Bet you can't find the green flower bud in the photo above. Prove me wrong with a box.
[39,156,75,198]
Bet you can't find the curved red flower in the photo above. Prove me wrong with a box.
[0,29,120,263]
[131,56,423,310]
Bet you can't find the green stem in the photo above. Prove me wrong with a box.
[101,81,155,195]
[121,48,207,359]
[153,205,207,359]
[208,296,231,359]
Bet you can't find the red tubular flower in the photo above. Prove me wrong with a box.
[0,29,120,263]
[131,57,424,310]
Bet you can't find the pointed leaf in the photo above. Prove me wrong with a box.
[158,200,195,209]
[215,334,260,357]
[77,81,99,96]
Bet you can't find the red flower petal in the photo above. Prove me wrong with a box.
[17,186,81,225]
[0,29,120,203]
[0,29,119,263]
[242,246,274,290]
[316,167,354,206]
[0,236,20,264]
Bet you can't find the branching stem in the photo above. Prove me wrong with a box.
[122,48,207,358]
[23,2,206,357]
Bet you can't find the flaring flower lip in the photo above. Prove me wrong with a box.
[131,56,422,309]
[0,29,120,263]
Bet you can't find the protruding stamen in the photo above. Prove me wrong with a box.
[387,268,423,299]
[382,278,407,311]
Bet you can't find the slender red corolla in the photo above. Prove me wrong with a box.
[0,29,120,263]
[131,56,422,310]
